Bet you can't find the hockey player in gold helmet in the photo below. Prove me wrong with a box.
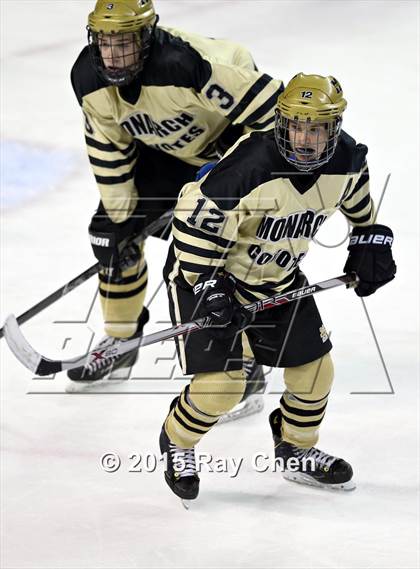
[158,73,396,500]
[87,0,157,85]
[69,0,285,424]
[274,73,347,171]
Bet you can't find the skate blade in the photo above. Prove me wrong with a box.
[217,394,264,424]
[181,499,193,510]
[282,470,356,492]
[64,376,127,393]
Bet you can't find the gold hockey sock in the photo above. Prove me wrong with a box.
[165,370,245,448]
[99,245,148,338]
[280,353,334,448]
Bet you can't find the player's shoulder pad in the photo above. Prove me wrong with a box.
[71,46,109,106]
[327,130,368,174]
[141,27,212,90]
[200,130,283,210]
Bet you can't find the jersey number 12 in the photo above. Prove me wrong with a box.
[186,198,225,234]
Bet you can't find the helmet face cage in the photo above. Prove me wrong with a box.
[88,25,153,86]
[274,110,343,172]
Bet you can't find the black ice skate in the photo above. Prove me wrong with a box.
[159,424,199,505]
[67,308,149,383]
[218,359,266,424]
[269,408,355,491]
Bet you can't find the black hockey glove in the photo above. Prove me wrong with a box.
[343,224,396,297]
[89,224,140,277]
[193,272,252,338]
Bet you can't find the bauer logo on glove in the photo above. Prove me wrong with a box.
[348,232,393,247]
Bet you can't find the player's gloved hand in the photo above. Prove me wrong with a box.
[89,226,120,269]
[193,271,252,337]
[89,226,140,278]
[343,224,396,297]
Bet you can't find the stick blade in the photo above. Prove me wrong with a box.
[3,314,42,373]
[2,315,62,376]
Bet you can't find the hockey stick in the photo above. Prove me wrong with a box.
[3,273,357,376]
[0,210,174,340]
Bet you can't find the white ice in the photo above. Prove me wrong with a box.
[1,1,419,568]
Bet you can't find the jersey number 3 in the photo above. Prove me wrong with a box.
[206,84,234,110]
[186,198,225,234]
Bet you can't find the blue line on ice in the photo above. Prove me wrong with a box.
[1,140,76,210]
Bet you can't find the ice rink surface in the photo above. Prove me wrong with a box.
[1,1,419,568]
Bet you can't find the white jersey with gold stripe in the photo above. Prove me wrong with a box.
[168,129,374,304]
[71,27,283,223]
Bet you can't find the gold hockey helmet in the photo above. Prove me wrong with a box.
[88,0,156,34]
[275,73,347,171]
[87,0,158,86]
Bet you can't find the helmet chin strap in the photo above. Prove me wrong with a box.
[289,155,321,173]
